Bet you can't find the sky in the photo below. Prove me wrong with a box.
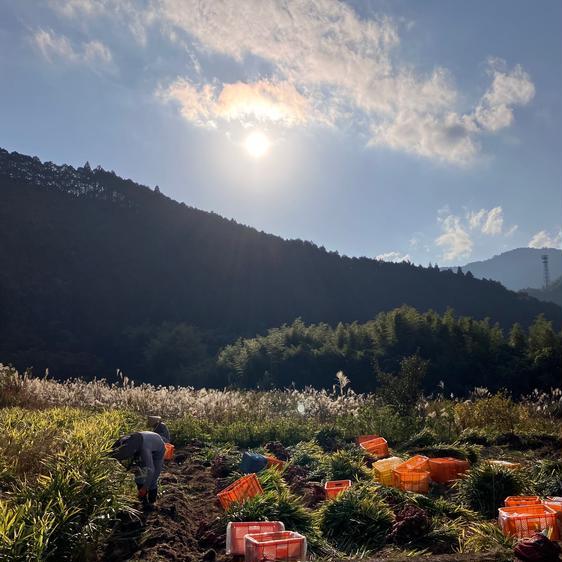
[1,0,561,265]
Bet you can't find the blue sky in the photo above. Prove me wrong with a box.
[1,0,560,265]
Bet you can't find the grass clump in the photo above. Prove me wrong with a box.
[457,463,524,518]
[317,485,394,553]
[0,407,139,561]
[288,441,325,471]
[225,490,314,536]
[408,442,480,464]
[527,459,562,496]
[322,449,369,481]
[314,427,346,452]
[458,521,517,557]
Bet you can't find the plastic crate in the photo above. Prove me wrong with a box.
[356,434,379,445]
[543,502,562,540]
[266,456,285,470]
[359,437,389,458]
[217,473,263,510]
[504,496,541,507]
[324,480,352,499]
[498,504,558,539]
[428,458,469,483]
[245,531,307,562]
[226,521,285,555]
[397,455,430,472]
[392,468,430,494]
[164,443,175,461]
[372,457,403,486]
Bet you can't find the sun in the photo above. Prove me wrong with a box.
[244,131,270,158]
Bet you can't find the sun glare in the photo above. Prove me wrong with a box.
[244,131,270,158]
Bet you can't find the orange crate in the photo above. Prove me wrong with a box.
[397,455,429,472]
[245,531,307,562]
[266,456,286,470]
[428,457,468,483]
[504,496,541,507]
[217,473,263,510]
[498,504,558,539]
[356,434,379,445]
[392,468,430,494]
[359,437,389,458]
[324,480,352,499]
[543,502,562,540]
[164,442,175,461]
[226,521,285,555]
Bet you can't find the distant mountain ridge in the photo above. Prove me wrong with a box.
[523,276,562,307]
[1,147,561,380]
[447,248,562,291]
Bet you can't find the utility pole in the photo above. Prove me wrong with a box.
[541,254,550,289]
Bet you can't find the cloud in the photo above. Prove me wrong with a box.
[528,229,562,249]
[473,59,535,132]
[468,206,504,235]
[435,214,474,261]
[47,0,535,164]
[33,28,112,67]
[158,78,312,127]
[376,251,411,262]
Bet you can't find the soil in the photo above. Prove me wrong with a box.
[101,443,513,562]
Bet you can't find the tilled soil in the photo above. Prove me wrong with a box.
[102,444,512,562]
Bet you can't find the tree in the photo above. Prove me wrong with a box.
[376,354,429,412]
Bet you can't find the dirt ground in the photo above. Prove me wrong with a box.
[101,443,513,562]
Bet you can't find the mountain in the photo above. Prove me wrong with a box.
[451,248,562,291]
[523,276,562,307]
[1,147,561,382]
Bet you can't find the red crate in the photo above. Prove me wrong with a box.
[504,496,541,507]
[245,531,307,562]
[324,480,352,499]
[392,468,430,494]
[226,521,285,555]
[498,504,558,539]
[356,434,379,445]
[359,437,389,458]
[217,473,263,510]
[428,457,468,483]
[266,456,286,470]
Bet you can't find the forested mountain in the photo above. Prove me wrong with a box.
[523,276,562,307]
[1,147,561,386]
[450,248,562,290]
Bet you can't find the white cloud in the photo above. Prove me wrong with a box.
[158,78,312,128]
[468,206,504,235]
[46,0,535,164]
[376,251,411,262]
[435,214,474,261]
[528,229,562,249]
[505,224,518,237]
[33,28,112,67]
[473,59,535,132]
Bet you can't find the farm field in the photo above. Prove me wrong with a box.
[1,364,561,561]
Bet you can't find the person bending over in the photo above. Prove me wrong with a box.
[111,431,165,508]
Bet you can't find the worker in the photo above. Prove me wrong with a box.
[111,431,165,509]
[147,415,171,443]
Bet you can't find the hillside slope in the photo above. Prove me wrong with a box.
[522,276,562,307]
[1,147,560,380]
[452,248,562,290]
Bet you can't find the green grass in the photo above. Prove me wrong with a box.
[0,407,140,561]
